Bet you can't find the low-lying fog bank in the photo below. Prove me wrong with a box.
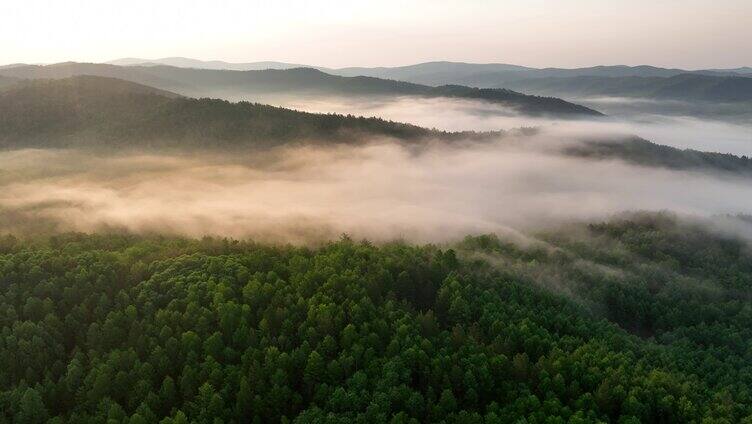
[242,95,752,157]
[2,132,752,243]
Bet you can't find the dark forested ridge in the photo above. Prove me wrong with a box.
[0,212,751,422]
[3,75,752,179]
[0,76,441,149]
[100,58,751,85]
[504,74,752,103]
[565,136,752,175]
[0,62,603,117]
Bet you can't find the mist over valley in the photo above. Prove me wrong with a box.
[2,2,752,422]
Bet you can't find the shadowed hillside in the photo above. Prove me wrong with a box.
[505,73,752,103]
[2,76,752,179]
[0,62,603,117]
[0,76,450,149]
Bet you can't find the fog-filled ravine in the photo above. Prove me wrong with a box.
[1,75,752,243]
[3,135,752,243]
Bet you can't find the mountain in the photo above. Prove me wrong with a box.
[0,62,603,117]
[331,61,534,84]
[705,66,752,75]
[328,63,701,86]
[0,76,443,149]
[96,59,752,105]
[503,73,752,103]
[566,136,752,174]
[322,62,751,86]
[103,58,752,83]
[2,75,750,178]
[107,56,308,70]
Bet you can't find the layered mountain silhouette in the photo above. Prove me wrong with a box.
[0,62,602,117]
[1,75,750,177]
[504,74,752,103]
[0,76,441,149]
[99,58,752,103]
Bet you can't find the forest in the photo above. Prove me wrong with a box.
[3,2,751,423]
[0,63,602,117]
[1,76,751,178]
[1,212,751,423]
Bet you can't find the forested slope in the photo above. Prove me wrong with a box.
[2,76,751,179]
[505,74,752,103]
[0,62,603,117]
[0,212,751,422]
[566,137,752,175]
[0,76,438,149]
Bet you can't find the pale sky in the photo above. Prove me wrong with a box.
[2,0,750,69]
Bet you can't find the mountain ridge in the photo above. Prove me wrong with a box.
[0,62,602,117]
[0,75,749,178]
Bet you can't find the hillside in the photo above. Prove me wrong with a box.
[98,58,752,84]
[504,73,752,103]
[107,57,308,71]
[327,61,750,86]
[0,62,603,117]
[0,213,751,422]
[0,76,441,149]
[566,136,752,174]
[1,76,751,178]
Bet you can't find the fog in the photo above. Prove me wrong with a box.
[3,131,752,243]
[253,95,752,156]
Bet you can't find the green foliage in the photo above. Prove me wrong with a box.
[0,214,751,422]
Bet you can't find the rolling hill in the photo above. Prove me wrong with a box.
[504,73,752,103]
[1,212,752,422]
[0,62,603,117]
[93,59,752,105]
[0,76,443,149]
[1,75,751,178]
[107,57,307,70]
[104,58,752,83]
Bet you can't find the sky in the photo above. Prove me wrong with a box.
[2,0,750,69]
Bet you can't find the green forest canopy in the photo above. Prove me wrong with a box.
[1,212,751,422]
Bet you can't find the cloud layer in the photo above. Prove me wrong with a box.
[2,130,752,243]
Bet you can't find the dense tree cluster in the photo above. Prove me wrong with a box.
[1,213,751,422]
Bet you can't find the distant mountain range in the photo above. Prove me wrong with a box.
[0,62,602,117]
[1,75,750,178]
[105,57,752,79]
[328,62,752,85]
[96,58,752,105]
[504,74,752,103]
[107,57,308,71]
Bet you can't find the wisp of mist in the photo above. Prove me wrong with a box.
[3,129,752,244]
[264,95,752,156]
